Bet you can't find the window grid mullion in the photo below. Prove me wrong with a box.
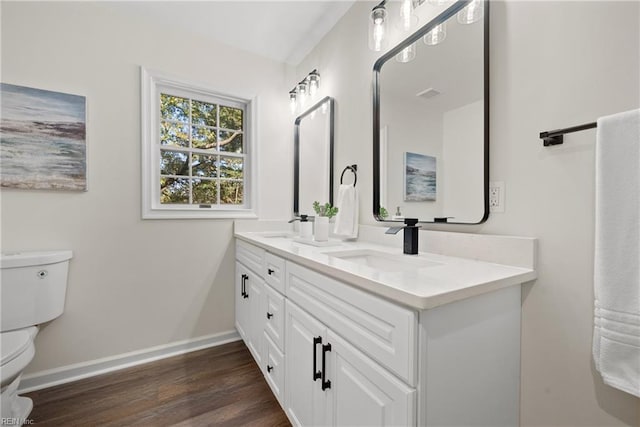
[155,84,247,210]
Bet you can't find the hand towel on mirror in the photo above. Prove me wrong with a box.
[593,108,640,398]
[333,184,359,239]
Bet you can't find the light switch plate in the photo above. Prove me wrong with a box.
[489,181,505,213]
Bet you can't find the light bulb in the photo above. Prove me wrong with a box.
[457,0,483,24]
[423,22,446,46]
[368,4,388,51]
[395,42,416,63]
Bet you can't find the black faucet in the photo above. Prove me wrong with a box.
[385,218,420,255]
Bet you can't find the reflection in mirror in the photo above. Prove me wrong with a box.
[294,96,334,217]
[373,0,488,224]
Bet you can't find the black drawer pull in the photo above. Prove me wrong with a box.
[321,343,332,391]
[243,274,249,299]
[313,336,322,381]
[241,274,248,298]
[267,312,273,319]
[267,365,273,373]
[268,268,275,275]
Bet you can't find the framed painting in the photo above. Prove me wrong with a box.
[404,152,436,201]
[1,83,87,191]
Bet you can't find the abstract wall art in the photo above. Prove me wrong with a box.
[404,152,436,202]
[1,83,87,191]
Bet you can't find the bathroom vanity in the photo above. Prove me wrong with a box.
[234,223,536,427]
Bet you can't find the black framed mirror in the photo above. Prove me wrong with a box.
[373,0,489,224]
[294,96,334,217]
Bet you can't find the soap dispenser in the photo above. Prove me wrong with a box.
[392,206,404,220]
[299,215,313,239]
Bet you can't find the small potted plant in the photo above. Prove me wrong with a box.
[312,201,338,242]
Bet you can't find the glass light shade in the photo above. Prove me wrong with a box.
[297,82,308,110]
[368,5,388,52]
[423,22,446,45]
[395,42,416,63]
[308,72,320,97]
[321,101,328,115]
[457,0,483,24]
[289,92,297,115]
[399,0,417,32]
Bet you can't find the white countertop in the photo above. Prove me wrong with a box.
[234,229,537,310]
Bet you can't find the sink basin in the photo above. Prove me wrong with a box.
[256,231,295,238]
[325,249,442,273]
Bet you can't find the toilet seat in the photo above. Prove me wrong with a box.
[1,328,36,387]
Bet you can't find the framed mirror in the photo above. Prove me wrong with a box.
[294,96,334,217]
[373,0,489,224]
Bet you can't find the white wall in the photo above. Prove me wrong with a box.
[442,100,484,222]
[297,1,639,426]
[0,2,292,373]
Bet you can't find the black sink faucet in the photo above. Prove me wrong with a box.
[385,218,421,255]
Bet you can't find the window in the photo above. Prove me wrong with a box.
[141,68,257,219]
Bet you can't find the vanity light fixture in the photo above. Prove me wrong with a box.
[457,0,483,24]
[368,0,388,52]
[288,69,321,115]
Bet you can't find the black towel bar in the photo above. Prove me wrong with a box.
[540,121,597,146]
[340,164,357,187]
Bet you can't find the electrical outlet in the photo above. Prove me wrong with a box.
[489,181,505,213]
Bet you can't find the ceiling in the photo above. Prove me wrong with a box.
[104,1,356,65]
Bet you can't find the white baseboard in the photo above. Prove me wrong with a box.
[18,329,241,393]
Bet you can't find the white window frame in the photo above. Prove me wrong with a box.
[141,67,258,219]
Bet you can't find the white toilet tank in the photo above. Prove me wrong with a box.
[1,251,73,332]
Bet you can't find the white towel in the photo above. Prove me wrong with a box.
[593,108,640,397]
[333,184,359,239]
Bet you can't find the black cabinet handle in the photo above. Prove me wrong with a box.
[268,268,275,275]
[241,274,249,299]
[313,336,322,381]
[321,343,332,391]
[267,365,273,373]
[267,312,273,319]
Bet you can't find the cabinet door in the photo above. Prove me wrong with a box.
[326,330,416,427]
[246,272,265,368]
[235,262,250,341]
[285,301,328,427]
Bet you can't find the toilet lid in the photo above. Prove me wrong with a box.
[1,329,32,366]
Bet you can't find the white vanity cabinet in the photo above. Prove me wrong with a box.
[235,239,288,404]
[235,237,527,427]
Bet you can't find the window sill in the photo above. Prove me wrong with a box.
[142,208,258,220]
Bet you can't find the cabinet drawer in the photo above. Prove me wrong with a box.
[264,252,286,294]
[236,240,265,277]
[286,262,417,386]
[264,284,285,351]
[264,332,285,406]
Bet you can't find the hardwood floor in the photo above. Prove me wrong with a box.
[25,340,291,426]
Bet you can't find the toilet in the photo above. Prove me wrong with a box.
[1,250,72,424]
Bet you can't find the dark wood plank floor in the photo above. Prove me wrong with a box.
[26,340,291,426]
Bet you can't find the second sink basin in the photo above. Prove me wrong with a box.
[324,249,442,273]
